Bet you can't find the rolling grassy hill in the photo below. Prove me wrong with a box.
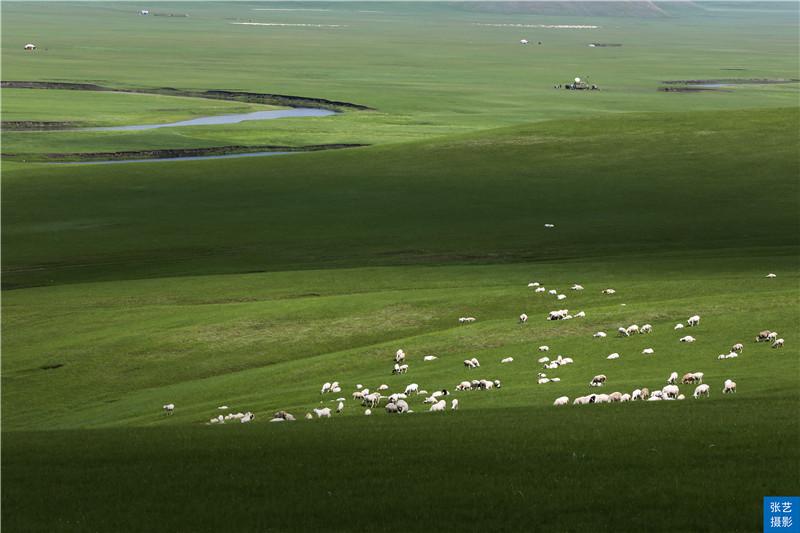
[2,2,798,531]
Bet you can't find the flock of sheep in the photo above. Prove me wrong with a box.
[161,272,783,425]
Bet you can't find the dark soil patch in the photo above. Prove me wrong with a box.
[2,143,367,162]
[2,121,82,131]
[0,81,373,111]
[658,86,725,93]
[39,363,64,370]
[662,78,799,85]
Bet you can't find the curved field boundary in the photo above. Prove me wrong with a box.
[2,143,367,163]
[0,80,374,111]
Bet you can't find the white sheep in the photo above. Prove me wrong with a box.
[385,403,398,414]
[456,381,472,391]
[557,294,567,300]
[593,331,607,338]
[674,323,685,330]
[620,393,631,402]
[364,409,372,416]
[321,382,331,394]
[519,313,528,323]
[163,403,175,415]
[571,284,584,291]
[336,401,344,414]
[680,335,696,343]
[404,383,419,395]
[548,289,557,295]
[626,324,640,335]
[501,357,514,363]
[732,343,744,353]
[451,399,459,410]
[602,288,616,295]
[640,324,653,334]
[313,407,332,418]
[429,400,446,412]
[772,338,784,348]
[423,355,438,361]
[528,282,540,288]
[631,389,642,401]
[395,349,406,363]
[463,359,477,369]
[607,353,620,360]
[662,385,680,399]
[618,327,629,337]
[217,406,228,410]
[459,317,477,324]
[538,377,551,384]
[539,345,550,352]
[396,399,410,413]
[544,223,555,228]
[687,315,701,327]
[723,379,736,393]
[241,412,255,423]
[378,384,389,391]
[642,348,654,355]
[535,287,546,293]
[693,384,710,398]
[766,273,777,278]
[305,413,314,420]
[538,356,550,363]
[667,372,678,385]
[590,374,607,386]
[553,396,569,406]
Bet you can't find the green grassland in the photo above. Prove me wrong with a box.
[2,2,799,531]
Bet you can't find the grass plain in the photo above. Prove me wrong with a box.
[2,2,799,531]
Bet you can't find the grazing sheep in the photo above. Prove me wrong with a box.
[731,343,743,353]
[680,335,696,343]
[404,383,420,395]
[594,394,611,403]
[641,388,650,400]
[553,396,569,406]
[519,313,528,323]
[397,364,409,374]
[590,374,607,386]
[305,412,314,420]
[313,407,332,418]
[459,317,477,324]
[559,357,574,365]
[557,294,567,300]
[217,406,228,410]
[396,400,410,413]
[395,349,406,363]
[545,361,560,369]
[606,353,620,360]
[667,372,678,385]
[378,384,389,391]
[535,287,546,293]
[423,355,438,361]
[571,284,584,291]
[681,373,697,384]
[772,338,784,348]
[501,357,514,363]
[693,384,710,398]
[429,400,447,412]
[163,403,175,415]
[692,372,704,383]
[363,393,381,408]
[723,379,737,394]
[538,377,551,384]
[451,399,459,410]
[551,377,561,382]
[241,412,255,423]
[677,394,686,400]
[356,384,363,389]
[547,310,569,321]
[273,411,296,421]
[321,382,332,394]
[618,327,630,337]
[687,315,701,327]
[336,401,345,414]
[544,223,555,228]
[609,392,623,402]
[464,359,477,369]
[662,385,680,399]
[538,356,550,363]
[548,289,557,295]
[364,409,372,416]
[620,393,631,402]
[674,323,685,330]
[539,346,550,352]
[528,282,541,288]
[423,395,437,404]
[766,273,777,278]
[756,330,772,342]
[385,403,399,414]
[647,395,662,402]
[593,331,607,338]
[456,381,472,391]
[640,324,653,334]
[631,389,642,401]
[575,311,586,318]
[642,348,654,355]
[626,325,640,336]
[602,288,616,295]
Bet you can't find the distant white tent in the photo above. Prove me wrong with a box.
[24,43,36,51]
[520,39,529,45]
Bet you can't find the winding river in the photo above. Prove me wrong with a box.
[91,107,335,131]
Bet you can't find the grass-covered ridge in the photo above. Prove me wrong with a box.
[4,107,798,288]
